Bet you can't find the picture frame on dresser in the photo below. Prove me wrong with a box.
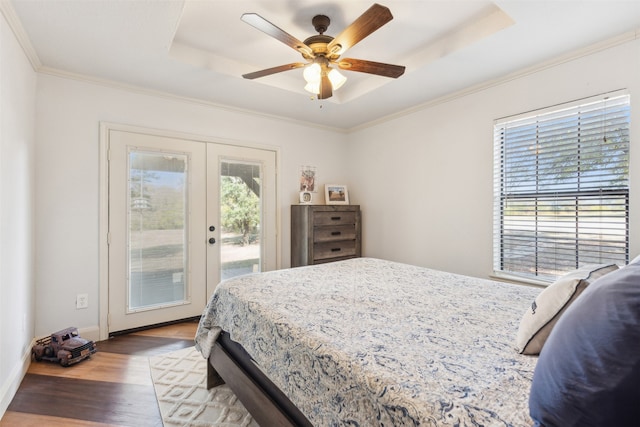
[299,191,313,204]
[325,184,349,205]
[299,165,317,192]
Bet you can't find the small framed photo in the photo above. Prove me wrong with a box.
[299,166,317,192]
[299,191,313,204]
[325,184,349,205]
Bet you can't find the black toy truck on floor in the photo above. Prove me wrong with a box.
[32,327,97,366]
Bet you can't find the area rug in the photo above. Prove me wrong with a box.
[149,346,259,427]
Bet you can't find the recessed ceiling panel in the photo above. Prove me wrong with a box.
[170,1,511,103]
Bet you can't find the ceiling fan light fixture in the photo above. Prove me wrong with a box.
[303,63,346,95]
[328,68,346,90]
[303,63,322,84]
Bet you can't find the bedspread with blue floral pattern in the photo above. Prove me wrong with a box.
[195,258,541,426]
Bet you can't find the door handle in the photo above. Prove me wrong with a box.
[208,225,216,245]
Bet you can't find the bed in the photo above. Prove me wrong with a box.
[195,257,542,426]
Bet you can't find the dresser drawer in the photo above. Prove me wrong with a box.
[313,211,357,226]
[313,224,357,242]
[313,241,358,261]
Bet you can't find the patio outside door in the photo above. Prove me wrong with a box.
[107,129,276,333]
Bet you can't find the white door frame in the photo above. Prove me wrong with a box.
[98,122,281,340]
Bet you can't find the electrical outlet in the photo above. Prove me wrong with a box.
[76,293,89,309]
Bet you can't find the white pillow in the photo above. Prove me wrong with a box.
[515,263,619,355]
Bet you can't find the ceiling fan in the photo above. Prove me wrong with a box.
[241,3,406,100]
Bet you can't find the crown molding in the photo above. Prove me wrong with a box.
[37,66,347,134]
[349,28,640,132]
[0,0,41,71]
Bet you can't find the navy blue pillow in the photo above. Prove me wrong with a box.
[529,262,640,427]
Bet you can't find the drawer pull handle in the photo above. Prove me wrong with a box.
[331,248,341,252]
[331,231,342,236]
[331,216,341,221]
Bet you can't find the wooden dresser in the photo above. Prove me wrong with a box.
[291,205,361,267]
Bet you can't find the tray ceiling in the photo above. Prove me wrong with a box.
[8,0,640,130]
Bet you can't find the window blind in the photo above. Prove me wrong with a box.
[493,93,630,282]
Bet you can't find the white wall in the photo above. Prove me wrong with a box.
[348,37,640,279]
[33,74,349,339]
[0,8,37,418]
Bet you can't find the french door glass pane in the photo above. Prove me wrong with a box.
[220,160,262,280]
[128,151,188,311]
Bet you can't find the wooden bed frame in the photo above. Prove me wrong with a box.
[206,331,312,427]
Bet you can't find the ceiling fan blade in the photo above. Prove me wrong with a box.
[337,58,405,78]
[242,62,306,79]
[318,74,333,99]
[241,13,313,57]
[326,4,393,56]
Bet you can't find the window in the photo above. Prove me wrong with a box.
[493,93,630,282]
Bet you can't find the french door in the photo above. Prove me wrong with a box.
[206,144,277,296]
[107,129,276,333]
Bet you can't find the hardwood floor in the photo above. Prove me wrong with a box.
[0,319,199,427]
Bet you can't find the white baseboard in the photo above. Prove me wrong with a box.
[78,325,100,343]
[0,338,35,421]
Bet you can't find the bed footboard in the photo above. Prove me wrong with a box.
[207,331,312,427]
